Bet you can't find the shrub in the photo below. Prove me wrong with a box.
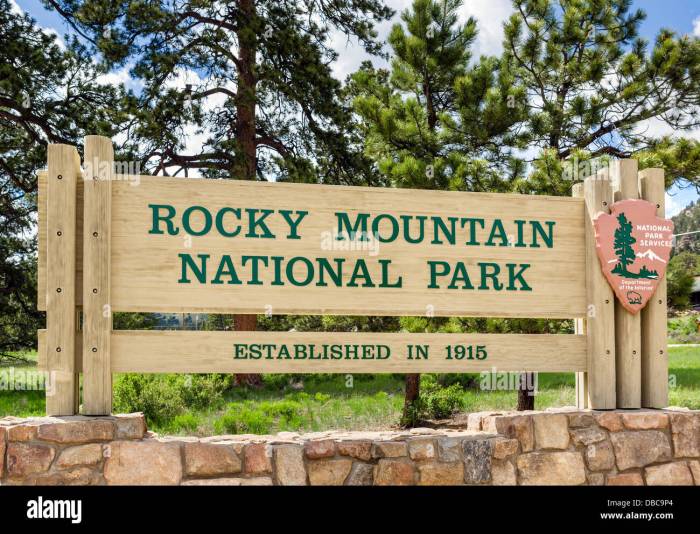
[421,383,465,419]
[410,375,466,421]
[113,374,183,424]
[113,373,232,425]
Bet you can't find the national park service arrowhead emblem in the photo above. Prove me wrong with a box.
[594,199,674,314]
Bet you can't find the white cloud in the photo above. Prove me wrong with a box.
[666,192,684,218]
[9,0,66,49]
[457,0,511,57]
[9,0,22,15]
[633,116,700,142]
[693,16,700,37]
[329,0,513,81]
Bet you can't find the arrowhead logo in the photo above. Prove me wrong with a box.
[594,199,674,314]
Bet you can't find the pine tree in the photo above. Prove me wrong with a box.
[349,0,526,424]
[504,0,700,195]
[349,0,526,192]
[0,0,129,361]
[45,0,393,385]
[613,212,637,276]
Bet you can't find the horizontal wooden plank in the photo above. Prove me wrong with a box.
[109,176,585,317]
[110,331,586,373]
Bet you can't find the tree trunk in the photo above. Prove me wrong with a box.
[401,373,421,426]
[232,0,261,387]
[516,372,535,411]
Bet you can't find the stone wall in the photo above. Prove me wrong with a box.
[1,408,698,485]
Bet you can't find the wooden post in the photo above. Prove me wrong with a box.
[572,183,587,409]
[639,168,669,408]
[583,172,617,409]
[82,136,114,415]
[611,159,642,408]
[46,144,80,415]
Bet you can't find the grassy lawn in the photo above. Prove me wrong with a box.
[1,346,698,436]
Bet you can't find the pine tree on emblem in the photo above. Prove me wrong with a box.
[612,213,637,277]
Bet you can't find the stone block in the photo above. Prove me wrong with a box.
[38,420,114,443]
[408,439,435,460]
[491,460,517,486]
[585,440,615,471]
[308,459,352,485]
[374,459,415,485]
[372,441,407,458]
[418,462,463,485]
[275,445,307,485]
[596,412,623,432]
[533,414,569,450]
[345,462,373,486]
[645,462,694,486]
[6,442,55,478]
[184,442,242,476]
[244,443,272,474]
[517,452,586,485]
[304,439,336,459]
[104,441,181,485]
[337,440,372,461]
[669,412,700,458]
[621,412,668,430]
[463,439,493,484]
[610,431,672,470]
[56,444,103,468]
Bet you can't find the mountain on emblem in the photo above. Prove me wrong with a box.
[636,249,667,264]
[594,199,674,314]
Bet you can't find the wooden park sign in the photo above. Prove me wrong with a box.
[37,137,669,415]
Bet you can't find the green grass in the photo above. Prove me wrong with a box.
[1,346,698,435]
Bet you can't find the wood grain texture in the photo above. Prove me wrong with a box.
[639,168,669,408]
[37,329,82,371]
[45,145,80,415]
[108,331,586,373]
[81,136,113,415]
[612,160,641,408]
[38,171,83,311]
[584,172,617,409]
[572,183,587,409]
[103,176,586,317]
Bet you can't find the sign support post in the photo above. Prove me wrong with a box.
[582,172,617,409]
[82,136,114,415]
[45,144,80,415]
[612,160,642,408]
[639,169,669,408]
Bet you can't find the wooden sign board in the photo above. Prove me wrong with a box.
[35,138,670,415]
[39,174,586,318]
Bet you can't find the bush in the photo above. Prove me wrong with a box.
[113,374,183,424]
[113,373,232,425]
[420,383,465,419]
[400,376,466,425]
[667,252,699,309]
[668,315,700,344]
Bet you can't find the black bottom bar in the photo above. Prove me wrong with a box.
[0,486,695,529]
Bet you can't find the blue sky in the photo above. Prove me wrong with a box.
[11,0,700,215]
